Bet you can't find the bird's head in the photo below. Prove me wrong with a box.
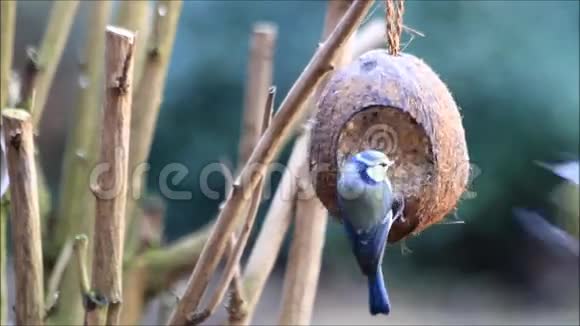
[342,149,394,185]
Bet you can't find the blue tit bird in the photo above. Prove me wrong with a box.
[336,149,404,316]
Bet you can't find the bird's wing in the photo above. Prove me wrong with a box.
[343,211,393,275]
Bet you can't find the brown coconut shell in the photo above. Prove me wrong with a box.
[309,49,470,243]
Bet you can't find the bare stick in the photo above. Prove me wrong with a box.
[30,0,80,125]
[124,0,183,258]
[277,185,328,325]
[0,0,16,112]
[2,108,44,325]
[192,88,276,325]
[87,26,136,326]
[238,22,278,167]
[167,3,373,324]
[114,0,153,89]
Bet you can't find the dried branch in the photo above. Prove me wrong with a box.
[2,108,44,325]
[192,86,276,325]
[277,183,328,325]
[47,2,112,324]
[0,0,16,113]
[237,22,278,167]
[87,26,136,326]
[113,0,153,89]
[232,132,305,325]
[124,0,183,259]
[30,0,80,126]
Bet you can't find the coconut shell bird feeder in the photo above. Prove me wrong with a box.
[309,1,470,243]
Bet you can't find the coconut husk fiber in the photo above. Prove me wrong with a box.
[309,49,470,243]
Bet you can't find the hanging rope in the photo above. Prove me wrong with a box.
[385,0,405,56]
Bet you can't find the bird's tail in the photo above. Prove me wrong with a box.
[368,267,390,315]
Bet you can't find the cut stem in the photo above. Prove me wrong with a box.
[113,0,153,89]
[2,108,44,325]
[86,26,136,326]
[166,2,373,324]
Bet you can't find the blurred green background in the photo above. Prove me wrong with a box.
[8,0,579,324]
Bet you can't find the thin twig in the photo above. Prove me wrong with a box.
[44,239,74,319]
[2,108,44,325]
[124,0,183,259]
[166,2,373,324]
[87,26,136,326]
[30,0,80,126]
[48,2,112,324]
[73,234,90,295]
[225,88,277,323]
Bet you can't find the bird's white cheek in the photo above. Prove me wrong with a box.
[366,165,386,182]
